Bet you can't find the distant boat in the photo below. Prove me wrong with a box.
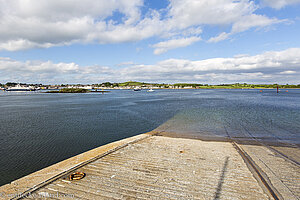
[5,84,36,91]
[133,87,141,91]
[147,89,154,92]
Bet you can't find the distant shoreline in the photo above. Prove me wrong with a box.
[1,88,299,93]
[45,88,110,93]
[1,81,300,91]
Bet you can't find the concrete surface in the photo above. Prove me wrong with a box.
[240,144,300,200]
[30,136,269,199]
[0,132,156,200]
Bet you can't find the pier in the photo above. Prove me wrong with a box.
[0,131,299,199]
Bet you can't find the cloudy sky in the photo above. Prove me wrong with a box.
[0,0,300,84]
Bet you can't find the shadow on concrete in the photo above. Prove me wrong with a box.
[214,156,229,200]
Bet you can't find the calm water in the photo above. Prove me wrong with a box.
[0,89,299,186]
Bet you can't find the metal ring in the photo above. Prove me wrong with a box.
[69,172,86,181]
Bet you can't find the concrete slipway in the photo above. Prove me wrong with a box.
[0,131,299,199]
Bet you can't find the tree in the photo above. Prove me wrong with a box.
[112,83,119,87]
[102,82,112,87]
[6,82,17,86]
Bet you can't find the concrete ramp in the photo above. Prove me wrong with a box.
[28,136,269,199]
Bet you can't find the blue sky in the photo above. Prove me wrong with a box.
[0,0,300,84]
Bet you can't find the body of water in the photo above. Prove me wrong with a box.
[0,89,299,186]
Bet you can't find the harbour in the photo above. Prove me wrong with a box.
[0,89,299,199]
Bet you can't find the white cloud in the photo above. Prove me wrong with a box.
[280,70,297,74]
[117,61,136,66]
[208,32,230,43]
[1,48,300,84]
[194,72,272,82]
[0,0,285,51]
[168,0,282,44]
[0,58,79,73]
[145,48,300,73]
[231,14,281,33]
[261,0,300,9]
[0,0,144,50]
[152,37,201,55]
[0,39,55,51]
[208,14,282,42]
[167,0,257,27]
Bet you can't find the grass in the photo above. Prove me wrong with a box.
[46,88,89,93]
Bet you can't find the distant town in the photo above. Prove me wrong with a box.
[1,81,300,91]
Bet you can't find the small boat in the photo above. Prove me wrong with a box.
[147,89,154,92]
[5,84,36,91]
[133,87,141,91]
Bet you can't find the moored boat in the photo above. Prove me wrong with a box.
[5,84,36,91]
[133,87,141,91]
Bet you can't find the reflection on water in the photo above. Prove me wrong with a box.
[0,89,299,186]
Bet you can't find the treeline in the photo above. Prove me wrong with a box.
[95,82,300,88]
[95,81,168,87]
[224,83,300,88]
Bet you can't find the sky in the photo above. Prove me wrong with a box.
[0,0,300,84]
